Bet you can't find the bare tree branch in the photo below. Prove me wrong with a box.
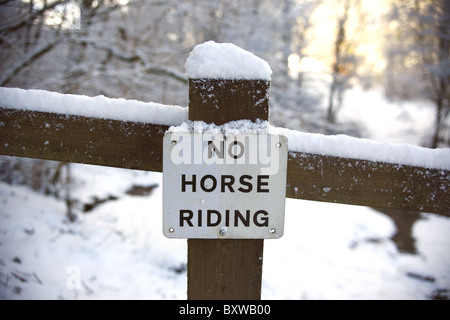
[74,38,188,84]
[144,66,188,84]
[0,0,70,33]
[0,38,58,87]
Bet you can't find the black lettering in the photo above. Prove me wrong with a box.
[182,175,271,194]
[181,174,196,192]
[238,175,253,193]
[257,175,270,193]
[207,210,221,226]
[254,210,269,227]
[180,210,194,227]
[208,140,224,159]
[180,209,270,228]
[200,175,217,192]
[221,175,235,192]
[198,209,202,227]
[228,140,245,159]
[234,210,250,227]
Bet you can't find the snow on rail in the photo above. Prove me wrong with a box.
[1,87,449,171]
[0,87,188,126]
[272,126,450,171]
[170,120,450,171]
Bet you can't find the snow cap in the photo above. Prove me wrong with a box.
[185,41,272,80]
[0,87,188,126]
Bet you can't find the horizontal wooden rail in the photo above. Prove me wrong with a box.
[0,108,167,172]
[286,152,449,216]
[1,107,449,216]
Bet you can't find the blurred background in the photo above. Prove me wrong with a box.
[0,0,449,299]
[1,0,448,145]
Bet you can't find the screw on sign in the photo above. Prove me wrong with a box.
[163,131,288,239]
[1,41,448,301]
[182,41,276,300]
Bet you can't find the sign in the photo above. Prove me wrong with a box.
[163,130,288,239]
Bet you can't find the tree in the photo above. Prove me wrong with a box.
[1,0,334,208]
[419,0,450,148]
[385,0,450,148]
[0,0,67,88]
[327,0,362,123]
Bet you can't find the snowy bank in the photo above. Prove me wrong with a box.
[0,87,188,126]
[1,165,449,300]
[185,41,272,80]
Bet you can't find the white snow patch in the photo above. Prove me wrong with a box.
[2,166,449,300]
[413,214,450,288]
[168,120,450,170]
[0,169,187,300]
[185,41,272,80]
[1,84,448,300]
[0,87,188,126]
[340,87,436,146]
[167,119,270,135]
[271,126,450,170]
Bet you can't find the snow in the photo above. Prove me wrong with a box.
[2,76,447,171]
[167,119,270,135]
[272,126,450,170]
[168,120,450,170]
[0,83,449,300]
[0,87,188,126]
[340,87,437,146]
[1,164,449,300]
[0,169,187,299]
[185,41,273,80]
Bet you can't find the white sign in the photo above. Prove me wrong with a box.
[162,131,288,239]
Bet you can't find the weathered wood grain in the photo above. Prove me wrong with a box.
[187,79,270,300]
[1,107,448,216]
[0,108,167,172]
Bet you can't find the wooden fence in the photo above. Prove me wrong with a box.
[0,53,449,300]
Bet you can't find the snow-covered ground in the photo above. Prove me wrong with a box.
[0,86,449,300]
[341,86,437,146]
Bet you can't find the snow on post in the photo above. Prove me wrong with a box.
[186,41,272,125]
[185,41,272,81]
[185,42,271,300]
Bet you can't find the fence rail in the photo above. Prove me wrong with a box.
[2,41,449,300]
[1,106,448,216]
[0,108,166,172]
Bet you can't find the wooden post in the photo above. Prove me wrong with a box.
[187,78,270,300]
